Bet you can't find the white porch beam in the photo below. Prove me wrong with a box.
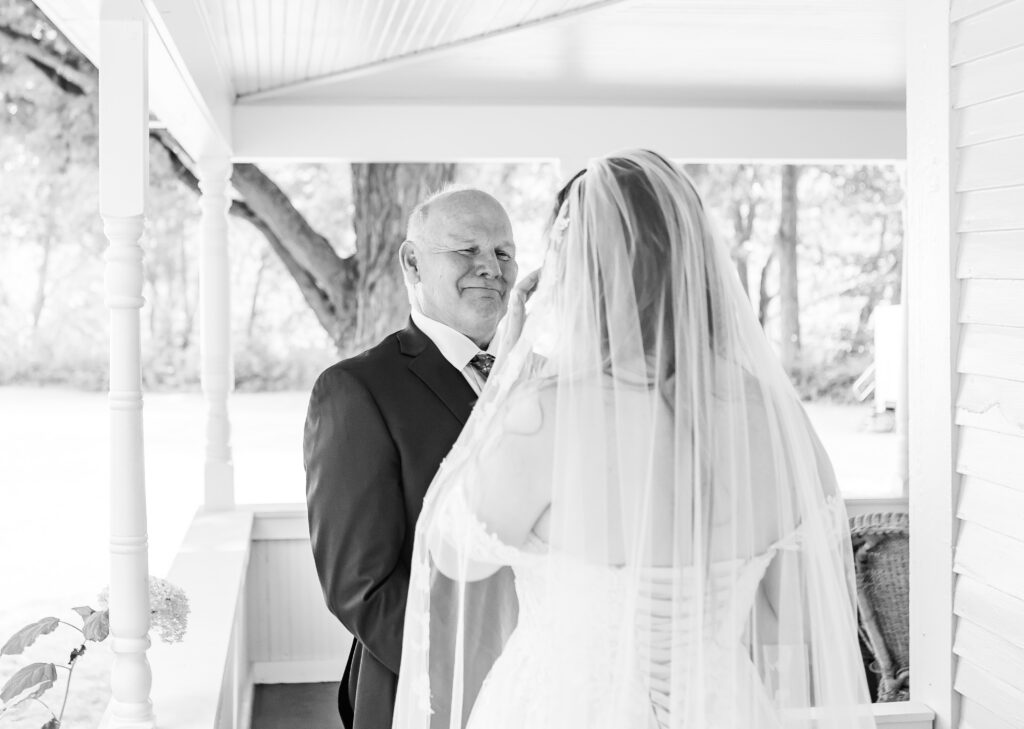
[142,0,233,158]
[34,0,232,161]
[99,0,155,727]
[906,0,959,728]
[232,104,906,162]
[198,156,235,510]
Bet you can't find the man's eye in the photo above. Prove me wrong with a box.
[497,251,512,261]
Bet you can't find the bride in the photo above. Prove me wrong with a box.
[393,150,875,729]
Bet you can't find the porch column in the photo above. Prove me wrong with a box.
[99,0,155,727]
[198,157,235,510]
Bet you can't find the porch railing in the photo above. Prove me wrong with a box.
[123,505,931,729]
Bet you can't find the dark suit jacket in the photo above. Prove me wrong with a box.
[305,320,515,729]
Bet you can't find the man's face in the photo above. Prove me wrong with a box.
[404,191,517,348]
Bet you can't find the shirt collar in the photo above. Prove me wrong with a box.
[411,309,490,372]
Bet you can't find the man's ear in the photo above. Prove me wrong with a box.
[399,240,420,284]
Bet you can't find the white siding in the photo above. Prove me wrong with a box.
[952,3,1024,725]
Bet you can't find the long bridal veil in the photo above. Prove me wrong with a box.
[393,150,875,729]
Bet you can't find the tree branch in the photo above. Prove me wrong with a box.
[0,24,94,95]
[230,163,357,296]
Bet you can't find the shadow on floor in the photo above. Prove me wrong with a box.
[252,682,343,729]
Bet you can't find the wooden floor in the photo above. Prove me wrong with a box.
[252,682,343,729]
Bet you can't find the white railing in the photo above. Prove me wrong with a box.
[131,504,931,729]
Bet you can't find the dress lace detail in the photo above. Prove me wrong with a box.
[429,487,802,729]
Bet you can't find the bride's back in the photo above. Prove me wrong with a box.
[515,370,786,569]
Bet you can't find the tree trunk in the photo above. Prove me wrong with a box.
[31,232,53,335]
[775,164,801,376]
[247,251,268,342]
[349,163,455,353]
[758,251,774,328]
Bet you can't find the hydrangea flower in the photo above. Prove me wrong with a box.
[97,576,190,644]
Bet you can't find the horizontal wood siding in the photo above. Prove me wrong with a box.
[957,231,1024,279]
[959,698,1018,729]
[959,91,1024,146]
[958,324,1024,381]
[952,5,1024,726]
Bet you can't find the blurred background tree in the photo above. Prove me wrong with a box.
[0,0,902,399]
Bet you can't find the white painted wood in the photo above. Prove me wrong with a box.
[98,2,154,727]
[954,574,1024,651]
[953,43,1024,108]
[959,698,1018,729]
[870,703,938,728]
[956,476,1024,541]
[145,510,254,729]
[232,104,907,162]
[231,0,904,108]
[957,231,1024,279]
[956,136,1024,191]
[198,157,235,510]
[251,659,348,685]
[246,538,350,665]
[958,185,1024,231]
[953,620,1024,698]
[958,279,1024,327]
[958,91,1024,146]
[249,508,310,541]
[956,375,1024,439]
[907,3,959,727]
[951,0,1016,22]
[954,660,1024,726]
[958,324,1024,381]
[951,0,1024,65]
[955,521,1024,600]
[240,0,631,102]
[844,497,910,518]
[145,0,233,157]
[956,426,1024,488]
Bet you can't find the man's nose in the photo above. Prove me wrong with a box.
[474,250,501,278]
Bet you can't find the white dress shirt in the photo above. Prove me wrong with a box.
[411,309,491,395]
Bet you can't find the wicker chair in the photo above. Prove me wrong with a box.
[849,512,910,702]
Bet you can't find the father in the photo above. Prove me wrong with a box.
[305,188,519,729]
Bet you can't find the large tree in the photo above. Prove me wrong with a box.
[774,164,802,376]
[0,0,453,356]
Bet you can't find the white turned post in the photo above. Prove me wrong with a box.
[198,157,235,510]
[99,2,154,727]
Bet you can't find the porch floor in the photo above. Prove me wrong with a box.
[252,682,343,729]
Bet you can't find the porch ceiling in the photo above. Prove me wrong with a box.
[36,0,908,161]
[223,0,907,107]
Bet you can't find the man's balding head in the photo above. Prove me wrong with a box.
[400,188,517,349]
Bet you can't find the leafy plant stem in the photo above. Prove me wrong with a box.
[58,620,85,636]
[32,696,57,718]
[58,658,77,722]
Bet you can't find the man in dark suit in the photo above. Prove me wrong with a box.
[305,188,519,729]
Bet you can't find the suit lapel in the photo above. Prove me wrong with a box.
[399,319,475,425]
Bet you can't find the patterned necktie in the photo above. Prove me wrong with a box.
[469,353,495,380]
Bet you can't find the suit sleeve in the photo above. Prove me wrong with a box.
[304,366,408,675]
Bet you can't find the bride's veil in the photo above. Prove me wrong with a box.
[393,150,875,729]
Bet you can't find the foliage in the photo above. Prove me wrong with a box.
[0,0,903,401]
[0,578,188,727]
